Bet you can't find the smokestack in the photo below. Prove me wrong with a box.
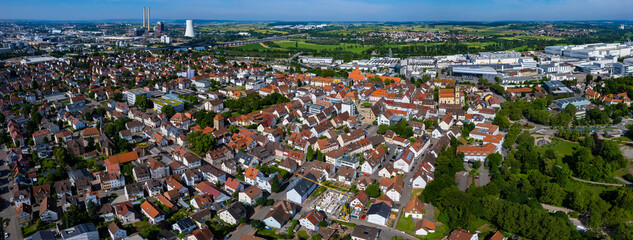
[147,7,151,31]
[143,7,146,28]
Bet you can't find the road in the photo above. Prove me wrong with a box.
[0,147,23,240]
[540,203,585,229]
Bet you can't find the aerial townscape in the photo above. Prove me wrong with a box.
[2,1,633,240]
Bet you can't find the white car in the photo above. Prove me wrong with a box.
[5,232,9,238]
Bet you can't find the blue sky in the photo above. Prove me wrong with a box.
[2,0,632,21]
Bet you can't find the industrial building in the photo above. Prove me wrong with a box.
[449,66,498,79]
[613,62,633,76]
[542,81,573,95]
[185,20,195,37]
[545,43,633,59]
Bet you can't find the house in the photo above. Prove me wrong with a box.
[16,203,32,227]
[286,173,318,204]
[148,157,170,179]
[32,129,51,145]
[336,166,356,185]
[378,162,396,178]
[412,167,434,189]
[190,209,213,228]
[39,196,58,222]
[380,176,403,202]
[348,191,368,218]
[172,217,198,234]
[439,113,453,131]
[218,202,247,225]
[299,210,325,231]
[448,229,478,240]
[61,195,80,212]
[140,201,165,224]
[191,194,214,210]
[239,185,263,205]
[394,149,415,173]
[124,183,145,203]
[108,222,127,239]
[98,203,115,222]
[278,158,298,173]
[187,227,215,240]
[351,225,381,240]
[490,231,507,240]
[403,198,425,219]
[415,220,436,236]
[456,143,498,162]
[361,146,385,174]
[114,201,139,224]
[224,177,243,194]
[263,200,298,229]
[32,184,50,203]
[366,202,390,226]
[54,180,72,199]
[145,179,164,196]
[133,165,151,182]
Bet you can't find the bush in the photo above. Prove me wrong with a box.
[569,211,580,218]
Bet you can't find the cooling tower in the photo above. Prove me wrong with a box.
[184,20,195,37]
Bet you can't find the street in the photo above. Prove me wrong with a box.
[0,147,23,240]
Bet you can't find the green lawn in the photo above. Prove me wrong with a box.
[537,139,580,158]
[396,215,417,234]
[564,179,619,197]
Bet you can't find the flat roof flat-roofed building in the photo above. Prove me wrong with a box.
[60,223,99,240]
[124,88,151,105]
[450,66,498,79]
[543,81,573,95]
[545,43,633,59]
[153,98,184,113]
[554,97,591,109]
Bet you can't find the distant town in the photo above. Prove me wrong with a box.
[1,17,633,240]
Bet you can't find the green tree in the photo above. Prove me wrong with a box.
[135,95,152,111]
[365,183,381,198]
[162,105,176,118]
[376,124,389,134]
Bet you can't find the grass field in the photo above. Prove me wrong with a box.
[536,139,580,158]
[273,39,372,53]
[396,215,417,234]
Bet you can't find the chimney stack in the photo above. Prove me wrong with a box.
[142,7,146,28]
[147,7,151,31]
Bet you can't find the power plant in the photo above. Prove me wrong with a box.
[185,20,195,38]
[142,7,151,30]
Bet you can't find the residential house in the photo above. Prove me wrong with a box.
[114,201,139,224]
[366,202,391,226]
[415,220,436,236]
[404,198,425,219]
[263,200,298,229]
[140,201,165,224]
[239,185,263,205]
[448,229,478,240]
[108,222,128,239]
[39,197,58,222]
[218,202,247,225]
[299,210,325,231]
[286,173,318,204]
[172,217,198,234]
